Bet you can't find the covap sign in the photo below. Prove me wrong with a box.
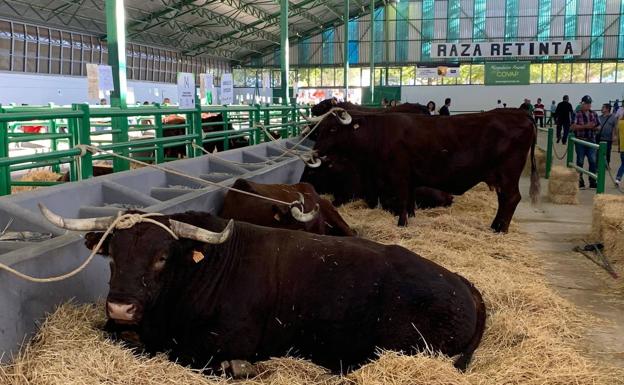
[431,40,580,59]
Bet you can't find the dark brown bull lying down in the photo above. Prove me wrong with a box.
[220,179,355,236]
[40,205,486,375]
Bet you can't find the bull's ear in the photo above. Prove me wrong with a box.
[85,232,110,256]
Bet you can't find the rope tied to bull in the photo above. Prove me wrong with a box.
[0,212,174,283]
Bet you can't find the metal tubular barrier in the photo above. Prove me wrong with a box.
[537,126,554,179]
[565,133,607,194]
[0,103,310,196]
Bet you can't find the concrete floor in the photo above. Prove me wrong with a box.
[515,134,624,368]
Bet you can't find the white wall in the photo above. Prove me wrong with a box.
[0,72,178,106]
[401,83,624,112]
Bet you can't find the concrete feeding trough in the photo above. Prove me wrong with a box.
[0,138,313,362]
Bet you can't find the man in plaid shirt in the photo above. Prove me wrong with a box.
[571,95,600,189]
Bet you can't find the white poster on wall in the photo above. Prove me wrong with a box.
[86,63,99,100]
[200,74,215,105]
[98,65,115,90]
[221,73,234,105]
[177,72,196,109]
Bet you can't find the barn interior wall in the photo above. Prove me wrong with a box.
[0,72,180,105]
[401,83,624,112]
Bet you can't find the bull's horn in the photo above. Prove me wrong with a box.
[335,110,352,125]
[305,157,321,168]
[39,203,115,231]
[298,109,313,122]
[291,203,320,223]
[169,219,233,244]
[297,192,305,205]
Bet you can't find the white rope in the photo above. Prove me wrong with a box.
[0,212,174,283]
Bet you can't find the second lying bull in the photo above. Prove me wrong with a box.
[220,179,356,236]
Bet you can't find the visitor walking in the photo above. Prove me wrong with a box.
[554,95,574,144]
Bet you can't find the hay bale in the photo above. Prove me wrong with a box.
[2,184,623,385]
[11,169,62,193]
[591,195,624,261]
[548,166,579,205]
[523,147,546,177]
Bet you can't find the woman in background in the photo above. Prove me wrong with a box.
[427,101,437,115]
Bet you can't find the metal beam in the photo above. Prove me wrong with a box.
[343,0,349,99]
[369,0,374,103]
[280,0,289,105]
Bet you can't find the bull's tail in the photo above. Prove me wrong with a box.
[453,275,487,372]
[529,122,541,205]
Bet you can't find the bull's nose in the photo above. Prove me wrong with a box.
[107,302,136,321]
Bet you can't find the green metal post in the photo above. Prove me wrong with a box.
[344,0,350,100]
[545,127,553,179]
[280,0,289,105]
[192,100,203,158]
[263,108,270,142]
[369,0,375,104]
[254,105,262,144]
[67,114,78,182]
[74,104,93,179]
[49,119,60,173]
[222,109,230,149]
[106,0,130,171]
[597,141,606,194]
[0,121,9,195]
[154,104,164,163]
[566,133,575,167]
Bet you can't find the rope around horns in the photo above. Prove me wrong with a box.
[0,213,174,283]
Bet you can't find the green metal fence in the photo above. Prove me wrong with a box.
[565,133,607,194]
[0,103,311,196]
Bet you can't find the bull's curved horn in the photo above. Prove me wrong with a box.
[305,157,321,168]
[291,203,320,223]
[298,109,313,122]
[169,219,233,244]
[302,107,347,123]
[335,110,352,125]
[39,203,115,231]
[297,192,305,205]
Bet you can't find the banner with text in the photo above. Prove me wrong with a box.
[177,72,196,108]
[221,73,234,105]
[416,63,460,78]
[432,40,580,59]
[484,62,530,85]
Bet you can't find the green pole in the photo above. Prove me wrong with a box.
[344,0,350,100]
[106,0,129,171]
[566,133,575,167]
[597,141,606,194]
[192,99,203,158]
[154,103,164,163]
[74,104,93,179]
[545,127,553,179]
[369,0,375,104]
[0,121,9,195]
[280,0,289,106]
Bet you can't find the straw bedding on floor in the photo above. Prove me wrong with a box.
[1,183,622,385]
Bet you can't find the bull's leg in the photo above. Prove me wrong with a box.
[491,185,521,232]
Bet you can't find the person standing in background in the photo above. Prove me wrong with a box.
[496,99,503,109]
[439,98,451,116]
[571,95,600,189]
[597,103,618,165]
[615,111,624,186]
[427,101,437,115]
[554,95,574,144]
[533,98,545,128]
[547,100,556,126]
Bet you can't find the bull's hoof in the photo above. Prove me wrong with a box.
[221,360,258,379]
[490,221,508,233]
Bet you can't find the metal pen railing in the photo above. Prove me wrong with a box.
[565,133,607,193]
[0,103,311,196]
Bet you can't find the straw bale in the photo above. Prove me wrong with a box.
[547,166,579,204]
[11,170,62,193]
[2,184,623,385]
[591,194,624,241]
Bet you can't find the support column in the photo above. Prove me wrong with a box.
[106,0,129,171]
[369,0,375,104]
[280,0,289,106]
[343,0,349,100]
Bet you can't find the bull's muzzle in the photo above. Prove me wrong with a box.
[107,301,138,323]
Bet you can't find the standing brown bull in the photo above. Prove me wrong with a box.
[220,179,355,236]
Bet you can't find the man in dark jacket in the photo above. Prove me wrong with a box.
[598,103,618,165]
[554,95,574,144]
[439,98,451,116]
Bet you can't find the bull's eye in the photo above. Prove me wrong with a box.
[153,254,168,271]
[141,275,147,288]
